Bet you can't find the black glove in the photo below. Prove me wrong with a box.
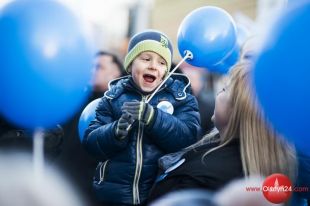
[115,112,135,140]
[122,101,155,125]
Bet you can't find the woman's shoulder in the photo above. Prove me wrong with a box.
[199,139,242,178]
[182,139,241,173]
[188,139,243,186]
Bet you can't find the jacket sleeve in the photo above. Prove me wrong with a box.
[82,98,128,161]
[147,95,201,153]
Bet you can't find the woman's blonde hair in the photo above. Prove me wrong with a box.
[199,62,296,181]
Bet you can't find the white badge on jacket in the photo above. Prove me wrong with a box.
[157,101,174,114]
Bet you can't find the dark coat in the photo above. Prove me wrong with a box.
[148,138,244,202]
[83,74,201,205]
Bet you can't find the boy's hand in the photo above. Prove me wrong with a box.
[115,112,134,140]
[122,101,154,125]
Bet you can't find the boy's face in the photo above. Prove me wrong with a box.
[130,51,168,93]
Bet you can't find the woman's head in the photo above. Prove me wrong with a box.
[219,62,255,141]
[212,62,257,145]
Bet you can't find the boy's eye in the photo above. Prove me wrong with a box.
[160,61,166,65]
[141,57,150,61]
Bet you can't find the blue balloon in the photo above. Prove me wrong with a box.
[253,2,310,156]
[0,1,93,129]
[177,6,239,73]
[78,98,101,142]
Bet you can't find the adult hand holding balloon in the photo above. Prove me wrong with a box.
[253,2,310,156]
[78,98,101,143]
[0,0,93,129]
[177,6,239,74]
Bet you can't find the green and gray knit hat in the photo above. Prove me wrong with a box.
[124,30,173,74]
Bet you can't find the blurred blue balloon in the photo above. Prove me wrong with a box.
[177,6,239,74]
[253,2,310,156]
[0,0,93,129]
[78,98,100,142]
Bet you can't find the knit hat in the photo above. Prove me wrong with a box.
[124,30,173,74]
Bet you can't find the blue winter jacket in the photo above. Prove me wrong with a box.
[83,74,201,205]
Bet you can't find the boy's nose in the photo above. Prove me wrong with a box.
[148,61,158,70]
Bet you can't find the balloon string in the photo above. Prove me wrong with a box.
[33,128,44,182]
[146,50,193,103]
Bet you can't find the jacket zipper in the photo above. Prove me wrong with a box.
[132,95,147,204]
[98,160,109,184]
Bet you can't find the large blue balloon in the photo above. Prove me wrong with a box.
[78,98,101,142]
[253,2,310,156]
[0,1,93,129]
[177,6,239,74]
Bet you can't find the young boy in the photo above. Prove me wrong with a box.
[83,30,201,205]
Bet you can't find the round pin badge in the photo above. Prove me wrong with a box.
[157,101,174,114]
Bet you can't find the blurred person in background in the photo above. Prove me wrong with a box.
[240,36,261,62]
[0,153,84,206]
[0,116,64,161]
[90,51,126,101]
[214,177,282,206]
[150,189,217,206]
[149,177,280,206]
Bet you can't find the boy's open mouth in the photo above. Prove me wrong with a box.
[143,74,156,83]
